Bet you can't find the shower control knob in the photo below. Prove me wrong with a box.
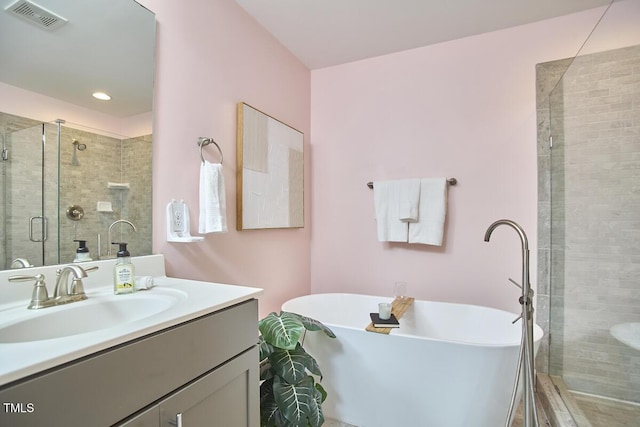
[66,205,85,221]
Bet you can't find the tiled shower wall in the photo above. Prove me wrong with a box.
[537,44,640,402]
[58,126,152,262]
[0,112,152,269]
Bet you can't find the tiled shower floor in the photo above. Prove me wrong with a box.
[538,375,640,427]
[572,393,640,427]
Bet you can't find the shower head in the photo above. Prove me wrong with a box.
[72,139,87,151]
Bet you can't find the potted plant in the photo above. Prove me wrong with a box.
[259,311,336,427]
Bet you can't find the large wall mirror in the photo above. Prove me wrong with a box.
[236,103,304,230]
[0,0,155,270]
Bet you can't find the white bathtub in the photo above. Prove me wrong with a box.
[282,293,543,427]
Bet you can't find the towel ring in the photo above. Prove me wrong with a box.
[197,137,223,164]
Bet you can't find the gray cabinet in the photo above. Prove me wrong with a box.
[121,347,258,427]
[0,300,259,427]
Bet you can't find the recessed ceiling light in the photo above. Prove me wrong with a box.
[92,92,111,101]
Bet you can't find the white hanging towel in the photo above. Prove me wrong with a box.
[199,161,228,234]
[373,179,419,242]
[408,178,447,245]
[398,179,421,222]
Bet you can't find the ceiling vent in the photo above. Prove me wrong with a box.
[5,0,67,31]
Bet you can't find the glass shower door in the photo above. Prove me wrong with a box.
[547,44,640,425]
[2,122,59,269]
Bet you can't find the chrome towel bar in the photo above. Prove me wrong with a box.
[367,178,457,189]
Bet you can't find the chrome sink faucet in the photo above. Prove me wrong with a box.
[9,265,98,309]
[54,265,98,301]
[107,220,137,257]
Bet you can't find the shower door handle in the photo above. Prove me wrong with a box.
[29,216,48,242]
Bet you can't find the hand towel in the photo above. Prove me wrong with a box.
[373,180,410,242]
[199,161,228,234]
[408,178,447,245]
[397,179,421,222]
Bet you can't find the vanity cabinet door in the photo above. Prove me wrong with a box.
[159,346,259,427]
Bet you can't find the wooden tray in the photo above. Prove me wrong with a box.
[366,297,415,334]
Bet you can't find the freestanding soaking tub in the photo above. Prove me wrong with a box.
[282,293,543,427]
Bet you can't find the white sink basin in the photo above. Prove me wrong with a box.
[0,291,184,343]
[611,323,640,351]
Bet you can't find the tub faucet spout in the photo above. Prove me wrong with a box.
[484,219,530,289]
[484,219,529,248]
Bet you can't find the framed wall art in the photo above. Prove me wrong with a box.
[236,102,304,230]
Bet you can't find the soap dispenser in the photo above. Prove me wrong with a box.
[73,239,92,263]
[112,242,135,295]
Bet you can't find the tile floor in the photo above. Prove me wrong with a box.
[572,393,640,427]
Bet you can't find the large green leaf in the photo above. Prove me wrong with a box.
[259,335,275,361]
[315,382,327,404]
[287,312,336,338]
[269,343,322,384]
[273,376,316,426]
[260,379,287,427]
[307,383,325,427]
[260,377,274,404]
[259,312,305,350]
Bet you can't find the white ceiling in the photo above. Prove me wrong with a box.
[233,0,613,69]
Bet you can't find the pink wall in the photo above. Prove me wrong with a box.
[6,0,638,319]
[139,0,311,317]
[309,3,639,313]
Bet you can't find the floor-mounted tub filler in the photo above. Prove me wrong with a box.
[282,292,543,427]
[484,219,539,427]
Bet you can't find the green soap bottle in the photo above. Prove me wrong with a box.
[113,242,135,294]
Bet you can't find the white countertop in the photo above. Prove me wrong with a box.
[0,255,263,386]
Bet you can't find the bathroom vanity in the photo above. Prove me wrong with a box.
[0,255,263,426]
